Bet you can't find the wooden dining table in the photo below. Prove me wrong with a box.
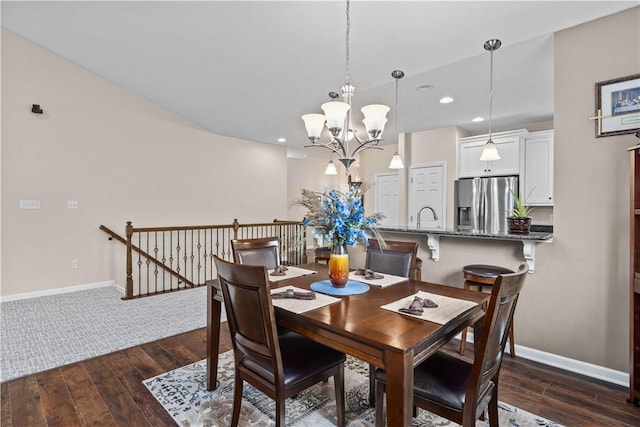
[206,263,488,427]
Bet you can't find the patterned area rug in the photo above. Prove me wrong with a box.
[144,350,563,427]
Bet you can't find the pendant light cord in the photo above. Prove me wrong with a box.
[484,39,501,140]
[345,0,351,86]
[395,75,399,144]
[488,46,494,138]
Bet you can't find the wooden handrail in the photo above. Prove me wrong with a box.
[99,224,126,244]
[100,224,197,296]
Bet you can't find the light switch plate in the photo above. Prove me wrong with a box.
[67,200,79,209]
[20,200,41,209]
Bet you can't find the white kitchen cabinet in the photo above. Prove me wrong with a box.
[458,130,527,178]
[524,130,554,206]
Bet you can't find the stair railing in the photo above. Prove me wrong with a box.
[100,219,307,299]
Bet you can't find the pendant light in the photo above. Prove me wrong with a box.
[324,154,338,175]
[389,70,405,169]
[479,39,502,161]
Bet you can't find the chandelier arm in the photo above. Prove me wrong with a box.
[304,143,347,158]
[348,128,366,144]
[351,142,383,158]
[330,136,348,157]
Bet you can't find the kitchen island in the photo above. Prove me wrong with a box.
[377,226,553,273]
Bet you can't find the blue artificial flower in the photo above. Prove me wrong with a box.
[297,185,379,247]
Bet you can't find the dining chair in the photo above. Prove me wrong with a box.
[231,236,280,269]
[213,255,346,427]
[366,238,419,279]
[365,238,419,406]
[374,263,529,427]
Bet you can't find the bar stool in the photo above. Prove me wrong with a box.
[314,246,330,264]
[460,264,516,357]
[413,257,423,281]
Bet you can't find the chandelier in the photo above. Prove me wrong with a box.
[479,39,502,161]
[302,0,390,174]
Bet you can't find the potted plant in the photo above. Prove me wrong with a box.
[507,190,533,234]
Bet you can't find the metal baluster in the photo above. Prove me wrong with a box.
[183,230,188,289]
[137,233,143,296]
[169,231,180,289]
[162,231,166,292]
[153,232,159,293]
[146,232,151,294]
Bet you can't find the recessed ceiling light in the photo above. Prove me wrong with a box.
[439,96,454,104]
[416,85,433,92]
[277,137,286,143]
[472,117,484,122]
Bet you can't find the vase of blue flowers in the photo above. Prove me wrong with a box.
[292,185,383,287]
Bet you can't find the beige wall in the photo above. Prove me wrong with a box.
[549,7,638,371]
[286,157,346,250]
[411,126,463,228]
[1,29,288,296]
[286,157,344,222]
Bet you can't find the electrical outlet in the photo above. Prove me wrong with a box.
[71,259,78,269]
[67,200,79,209]
[20,200,41,209]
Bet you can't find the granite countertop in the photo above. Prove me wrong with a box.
[377,226,553,242]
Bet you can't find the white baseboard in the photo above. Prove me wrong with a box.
[461,332,628,387]
[0,280,120,302]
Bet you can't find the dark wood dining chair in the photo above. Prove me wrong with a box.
[366,238,419,279]
[374,263,529,427]
[365,238,419,405]
[213,256,346,427]
[231,236,280,269]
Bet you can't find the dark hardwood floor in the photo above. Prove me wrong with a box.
[1,323,638,426]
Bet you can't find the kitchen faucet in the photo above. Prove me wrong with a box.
[417,206,438,230]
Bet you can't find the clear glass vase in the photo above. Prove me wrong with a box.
[328,244,349,288]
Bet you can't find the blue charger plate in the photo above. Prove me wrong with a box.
[310,280,369,296]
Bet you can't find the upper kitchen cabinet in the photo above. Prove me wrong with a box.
[524,130,554,206]
[457,130,527,178]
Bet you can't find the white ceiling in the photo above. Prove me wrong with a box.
[2,1,638,160]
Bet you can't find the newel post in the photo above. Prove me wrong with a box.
[125,221,134,299]
[302,221,308,264]
[232,218,240,240]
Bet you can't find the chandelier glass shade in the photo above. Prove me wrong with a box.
[324,158,338,175]
[302,0,390,173]
[389,152,404,169]
[480,38,502,162]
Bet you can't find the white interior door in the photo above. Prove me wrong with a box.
[374,173,400,226]
[409,163,446,229]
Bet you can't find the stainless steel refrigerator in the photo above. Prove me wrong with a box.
[454,176,518,234]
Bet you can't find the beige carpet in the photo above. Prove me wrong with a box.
[1,285,221,382]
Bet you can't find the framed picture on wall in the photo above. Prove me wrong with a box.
[595,74,640,137]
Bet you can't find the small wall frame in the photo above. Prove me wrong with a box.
[595,74,640,137]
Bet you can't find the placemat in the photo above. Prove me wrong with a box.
[310,280,369,296]
[270,286,340,314]
[268,266,318,282]
[381,290,478,324]
[348,271,408,287]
